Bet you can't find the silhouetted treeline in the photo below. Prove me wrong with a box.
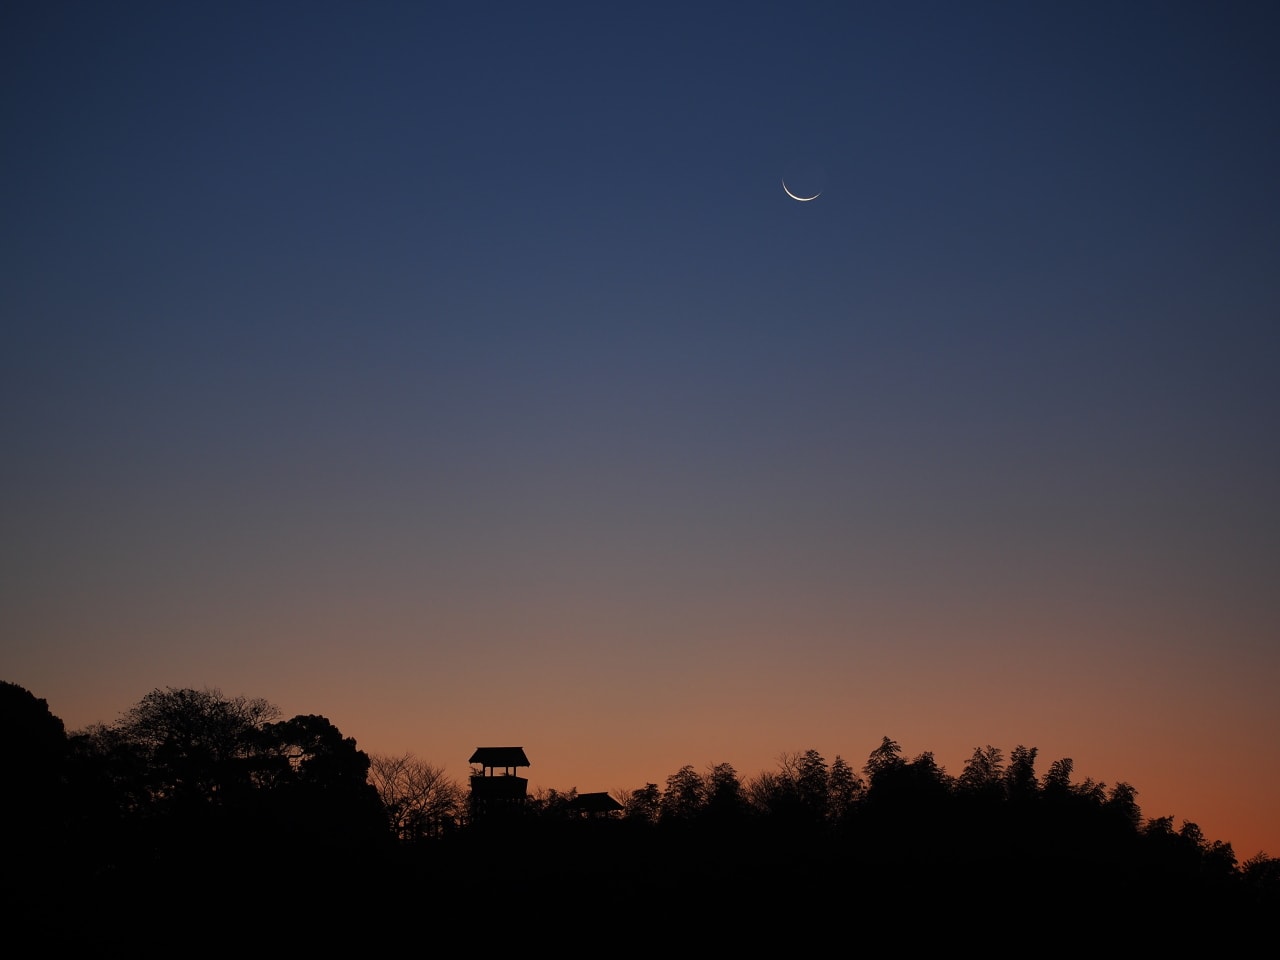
[4,681,1275,945]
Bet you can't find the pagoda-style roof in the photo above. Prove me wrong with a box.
[469,747,530,768]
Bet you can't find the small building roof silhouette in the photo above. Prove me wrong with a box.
[469,746,530,769]
[571,792,623,815]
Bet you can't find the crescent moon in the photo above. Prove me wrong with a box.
[782,178,820,202]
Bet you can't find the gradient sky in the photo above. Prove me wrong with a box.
[4,2,1278,857]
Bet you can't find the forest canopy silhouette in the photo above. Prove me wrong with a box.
[4,680,1275,944]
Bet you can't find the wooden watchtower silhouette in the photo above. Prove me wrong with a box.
[469,746,530,818]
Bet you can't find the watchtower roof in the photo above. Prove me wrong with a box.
[469,746,530,768]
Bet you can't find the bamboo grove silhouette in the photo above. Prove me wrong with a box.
[3,681,1275,945]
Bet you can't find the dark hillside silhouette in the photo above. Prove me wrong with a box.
[7,681,1276,946]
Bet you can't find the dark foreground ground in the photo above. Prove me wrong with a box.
[17,821,1274,949]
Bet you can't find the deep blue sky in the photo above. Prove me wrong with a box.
[4,1,1279,856]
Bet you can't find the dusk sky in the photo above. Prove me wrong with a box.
[4,2,1278,858]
